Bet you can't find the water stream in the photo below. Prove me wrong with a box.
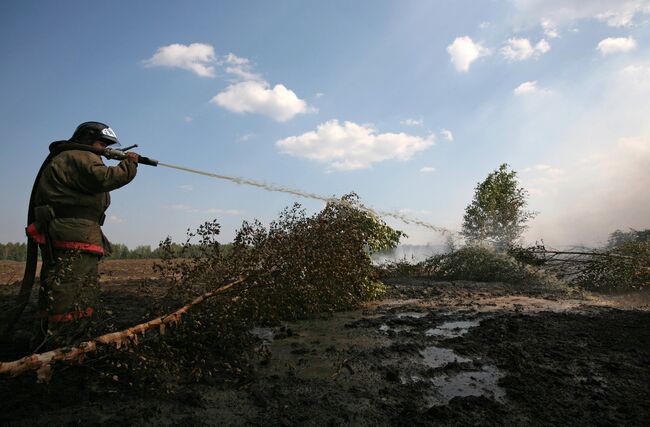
[159,162,453,233]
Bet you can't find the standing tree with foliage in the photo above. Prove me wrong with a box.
[462,163,536,250]
[606,228,650,249]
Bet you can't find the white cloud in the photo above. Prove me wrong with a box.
[440,129,454,141]
[315,92,324,98]
[222,53,249,66]
[209,52,311,121]
[447,36,490,72]
[221,52,263,81]
[514,81,537,95]
[514,80,551,96]
[224,66,261,81]
[211,81,310,122]
[541,19,560,38]
[594,2,650,26]
[401,118,423,126]
[143,43,216,77]
[144,44,310,122]
[536,39,551,53]
[597,37,637,55]
[184,116,193,123]
[512,0,650,28]
[420,166,436,173]
[276,120,435,171]
[514,81,536,95]
[501,38,550,61]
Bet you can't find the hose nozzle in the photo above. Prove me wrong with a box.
[102,147,158,167]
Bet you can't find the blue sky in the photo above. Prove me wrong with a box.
[1,0,649,248]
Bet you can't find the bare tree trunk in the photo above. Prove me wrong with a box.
[0,276,245,382]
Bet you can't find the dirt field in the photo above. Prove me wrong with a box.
[0,259,161,284]
[1,260,649,426]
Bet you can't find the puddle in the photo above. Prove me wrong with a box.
[418,346,471,369]
[250,327,275,343]
[425,320,481,338]
[376,299,422,309]
[396,311,427,319]
[427,366,505,406]
[410,346,506,406]
[470,296,591,313]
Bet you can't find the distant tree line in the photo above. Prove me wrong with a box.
[108,242,232,259]
[0,242,232,261]
[0,242,28,261]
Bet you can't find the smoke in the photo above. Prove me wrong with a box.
[525,137,650,246]
[521,64,650,247]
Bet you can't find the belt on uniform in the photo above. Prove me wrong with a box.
[52,205,105,225]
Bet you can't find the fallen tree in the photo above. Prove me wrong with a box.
[509,243,650,291]
[2,195,405,385]
[0,276,245,382]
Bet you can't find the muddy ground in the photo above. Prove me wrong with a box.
[1,260,649,426]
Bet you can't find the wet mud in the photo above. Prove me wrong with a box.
[1,273,649,426]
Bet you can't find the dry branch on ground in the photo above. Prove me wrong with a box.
[0,276,245,382]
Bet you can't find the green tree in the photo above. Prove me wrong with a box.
[462,163,536,250]
[607,228,650,249]
[108,243,130,259]
[130,245,153,259]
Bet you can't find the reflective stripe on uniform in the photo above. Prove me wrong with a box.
[26,223,46,244]
[40,307,94,323]
[26,223,105,255]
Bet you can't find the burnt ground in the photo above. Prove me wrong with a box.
[0,260,649,426]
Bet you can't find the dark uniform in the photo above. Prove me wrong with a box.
[27,123,137,346]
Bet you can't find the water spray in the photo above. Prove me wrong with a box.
[156,162,452,235]
[103,145,451,234]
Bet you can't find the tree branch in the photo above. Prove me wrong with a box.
[0,276,246,382]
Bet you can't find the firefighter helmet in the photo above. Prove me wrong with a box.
[69,121,120,146]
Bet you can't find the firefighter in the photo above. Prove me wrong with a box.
[28,122,139,348]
